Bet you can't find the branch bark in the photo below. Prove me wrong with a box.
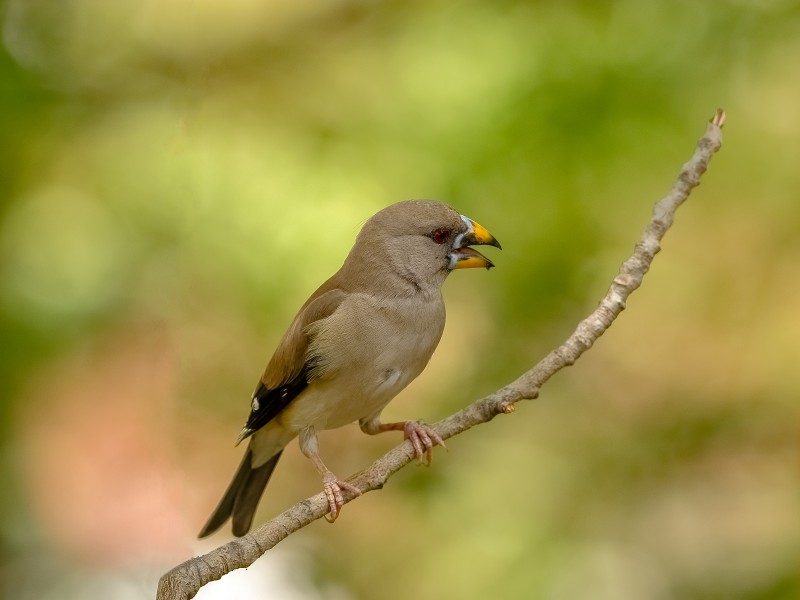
[157,109,726,600]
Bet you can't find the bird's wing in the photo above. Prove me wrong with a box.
[237,373,309,443]
[236,287,347,443]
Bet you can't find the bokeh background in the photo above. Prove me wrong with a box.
[1,1,798,599]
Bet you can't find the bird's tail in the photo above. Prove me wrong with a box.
[198,449,283,538]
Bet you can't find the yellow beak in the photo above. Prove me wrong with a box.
[450,216,501,270]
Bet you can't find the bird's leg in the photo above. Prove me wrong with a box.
[299,426,361,523]
[359,416,446,465]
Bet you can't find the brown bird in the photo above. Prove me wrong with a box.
[199,200,500,537]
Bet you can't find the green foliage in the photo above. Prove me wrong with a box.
[1,1,798,598]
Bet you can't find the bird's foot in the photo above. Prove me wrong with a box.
[322,470,362,523]
[403,421,446,465]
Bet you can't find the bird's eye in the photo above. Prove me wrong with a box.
[432,229,450,244]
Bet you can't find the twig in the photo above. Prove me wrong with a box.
[157,109,725,600]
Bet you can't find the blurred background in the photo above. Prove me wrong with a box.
[1,1,798,598]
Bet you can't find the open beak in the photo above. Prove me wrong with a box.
[449,215,502,270]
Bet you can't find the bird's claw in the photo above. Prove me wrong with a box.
[403,421,446,465]
[322,470,361,523]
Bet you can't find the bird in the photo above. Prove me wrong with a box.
[198,199,500,537]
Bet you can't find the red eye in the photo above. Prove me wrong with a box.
[432,229,450,244]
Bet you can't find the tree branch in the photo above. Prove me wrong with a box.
[157,109,726,600]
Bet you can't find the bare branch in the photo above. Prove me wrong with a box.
[157,109,725,600]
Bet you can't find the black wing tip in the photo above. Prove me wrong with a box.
[234,428,254,446]
[241,372,310,437]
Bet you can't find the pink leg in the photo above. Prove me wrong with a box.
[360,417,446,465]
[299,427,361,523]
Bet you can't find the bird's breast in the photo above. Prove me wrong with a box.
[282,293,445,432]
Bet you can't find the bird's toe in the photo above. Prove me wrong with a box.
[403,421,446,465]
[321,471,361,523]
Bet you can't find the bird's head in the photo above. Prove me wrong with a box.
[348,200,501,295]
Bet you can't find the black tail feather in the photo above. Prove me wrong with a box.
[198,449,283,538]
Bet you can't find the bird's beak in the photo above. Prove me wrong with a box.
[449,216,502,270]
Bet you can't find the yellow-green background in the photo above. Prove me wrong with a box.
[1,1,797,599]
